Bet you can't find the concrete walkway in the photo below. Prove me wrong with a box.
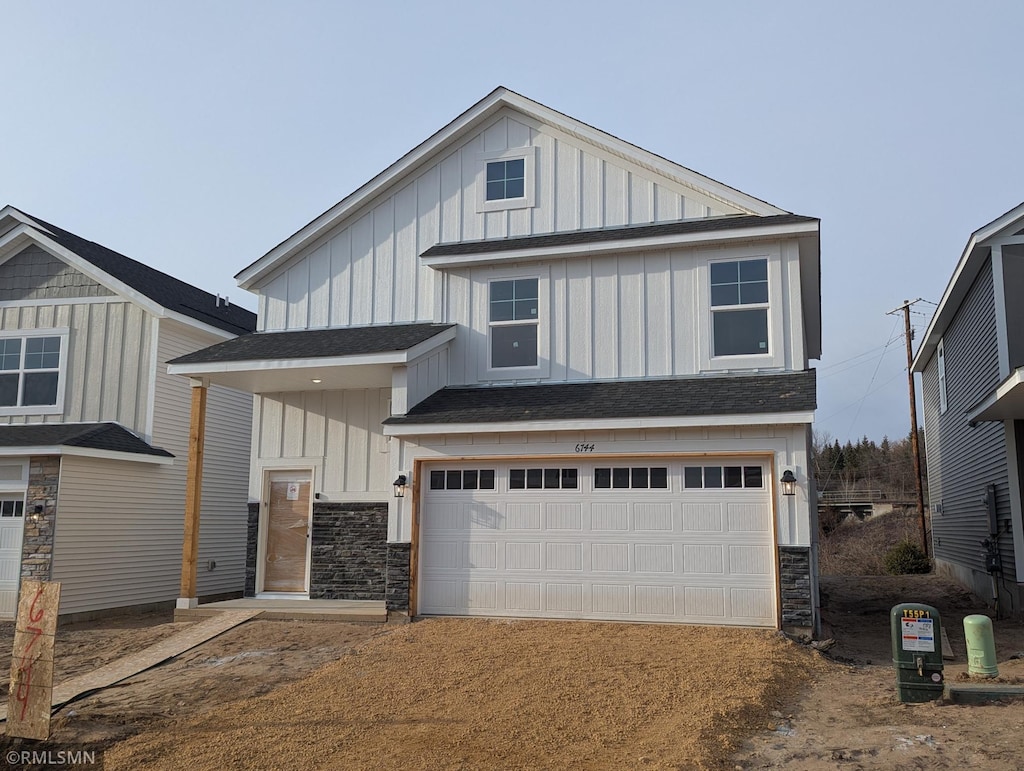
[1,609,261,724]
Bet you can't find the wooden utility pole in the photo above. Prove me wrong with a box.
[888,299,928,556]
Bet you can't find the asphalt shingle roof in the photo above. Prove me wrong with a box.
[0,422,174,458]
[421,214,818,258]
[383,370,817,425]
[168,323,456,365]
[14,209,256,336]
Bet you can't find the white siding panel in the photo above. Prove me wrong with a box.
[373,198,395,324]
[252,387,391,501]
[393,183,418,324]
[307,243,331,328]
[0,300,152,433]
[329,228,352,328]
[350,214,374,325]
[591,257,619,379]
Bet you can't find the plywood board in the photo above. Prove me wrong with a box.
[7,580,61,740]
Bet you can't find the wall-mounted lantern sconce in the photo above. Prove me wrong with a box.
[30,504,43,524]
[393,474,408,498]
[780,470,797,496]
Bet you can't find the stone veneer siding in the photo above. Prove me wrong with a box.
[309,503,388,601]
[244,501,409,609]
[385,542,411,611]
[21,456,60,581]
[244,503,259,597]
[779,546,813,630]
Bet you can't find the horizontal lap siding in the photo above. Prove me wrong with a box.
[258,112,745,332]
[0,301,152,434]
[153,321,253,598]
[926,259,1015,580]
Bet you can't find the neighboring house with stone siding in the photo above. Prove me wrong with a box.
[912,202,1024,618]
[0,206,255,619]
[169,88,823,634]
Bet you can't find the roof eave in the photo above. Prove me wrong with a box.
[383,410,816,436]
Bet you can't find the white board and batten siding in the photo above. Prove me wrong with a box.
[256,111,746,334]
[251,388,391,501]
[0,300,153,434]
[51,319,253,615]
[419,458,777,626]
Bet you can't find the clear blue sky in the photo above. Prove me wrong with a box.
[2,1,1021,442]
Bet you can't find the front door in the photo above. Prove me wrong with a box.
[261,474,311,593]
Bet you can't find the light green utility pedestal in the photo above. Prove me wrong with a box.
[890,603,944,703]
[964,614,999,677]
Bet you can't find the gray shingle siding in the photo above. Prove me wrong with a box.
[0,245,113,301]
[926,257,1016,582]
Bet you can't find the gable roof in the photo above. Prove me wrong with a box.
[383,370,816,428]
[0,422,173,459]
[912,201,1024,372]
[235,86,790,290]
[0,207,256,336]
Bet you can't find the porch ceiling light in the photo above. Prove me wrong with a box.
[393,474,408,498]
[780,469,797,496]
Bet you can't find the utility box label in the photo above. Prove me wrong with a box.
[901,617,935,652]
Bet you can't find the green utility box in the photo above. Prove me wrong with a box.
[890,603,944,703]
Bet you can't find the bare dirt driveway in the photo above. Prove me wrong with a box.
[1,574,1022,770]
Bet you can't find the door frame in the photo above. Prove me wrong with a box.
[256,467,315,597]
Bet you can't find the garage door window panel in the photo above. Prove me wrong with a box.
[510,468,579,490]
[430,469,496,491]
[684,465,764,489]
[594,467,669,490]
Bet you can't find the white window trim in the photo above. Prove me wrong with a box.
[698,248,784,372]
[0,328,69,416]
[937,338,948,414]
[476,147,537,213]
[476,265,550,381]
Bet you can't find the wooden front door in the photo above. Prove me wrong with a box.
[262,475,311,593]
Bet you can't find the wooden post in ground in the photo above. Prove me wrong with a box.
[8,580,61,740]
[179,377,208,607]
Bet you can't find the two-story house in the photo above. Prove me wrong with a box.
[913,202,1024,617]
[0,207,255,619]
[169,88,822,634]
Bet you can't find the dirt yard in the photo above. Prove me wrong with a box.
[0,574,1022,770]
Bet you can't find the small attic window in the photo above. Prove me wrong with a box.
[477,148,536,213]
[486,159,525,201]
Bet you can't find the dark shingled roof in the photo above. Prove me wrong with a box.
[168,323,455,366]
[13,208,256,336]
[384,371,816,425]
[0,422,174,458]
[421,213,818,258]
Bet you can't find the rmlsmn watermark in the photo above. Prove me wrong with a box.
[5,748,102,766]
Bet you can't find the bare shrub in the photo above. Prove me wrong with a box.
[819,507,929,576]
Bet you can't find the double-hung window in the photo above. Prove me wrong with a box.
[710,258,769,357]
[0,333,64,411]
[489,278,539,369]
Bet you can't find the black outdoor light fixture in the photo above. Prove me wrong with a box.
[393,474,408,498]
[780,470,797,496]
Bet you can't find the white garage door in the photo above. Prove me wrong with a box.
[419,459,777,626]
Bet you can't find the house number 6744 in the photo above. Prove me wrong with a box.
[575,443,596,453]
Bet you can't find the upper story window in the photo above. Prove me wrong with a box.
[486,159,525,201]
[937,339,948,414]
[0,332,65,413]
[710,258,769,357]
[477,148,536,213]
[489,278,539,369]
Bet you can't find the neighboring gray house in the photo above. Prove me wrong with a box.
[170,88,823,634]
[0,207,256,619]
[913,202,1024,617]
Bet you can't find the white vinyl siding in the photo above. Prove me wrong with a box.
[251,387,391,501]
[256,111,745,333]
[0,300,152,432]
[439,241,802,385]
